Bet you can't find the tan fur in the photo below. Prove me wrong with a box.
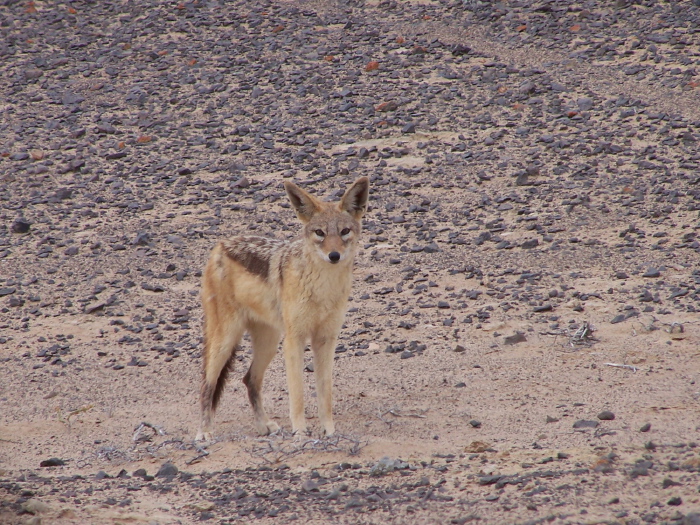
[196,177,370,440]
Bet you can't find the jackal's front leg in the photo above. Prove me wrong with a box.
[282,334,307,434]
[311,330,338,437]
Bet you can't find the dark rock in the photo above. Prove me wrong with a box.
[451,44,471,56]
[640,423,651,432]
[11,219,31,234]
[643,268,661,278]
[469,419,481,428]
[54,188,73,200]
[663,478,681,488]
[62,92,85,105]
[0,287,16,297]
[577,97,594,111]
[504,333,527,345]
[573,420,599,429]
[597,411,615,421]
[479,475,501,486]
[133,232,151,246]
[40,458,66,467]
[132,468,154,481]
[155,462,179,478]
[683,513,700,525]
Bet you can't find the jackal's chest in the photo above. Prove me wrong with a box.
[283,263,352,310]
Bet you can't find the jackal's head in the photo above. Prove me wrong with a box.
[284,177,369,265]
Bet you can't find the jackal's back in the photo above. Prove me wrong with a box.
[219,235,301,283]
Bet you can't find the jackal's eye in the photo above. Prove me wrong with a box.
[340,228,351,236]
[314,229,325,237]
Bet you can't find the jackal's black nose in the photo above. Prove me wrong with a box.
[328,251,341,263]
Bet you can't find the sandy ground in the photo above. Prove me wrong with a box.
[2,0,700,523]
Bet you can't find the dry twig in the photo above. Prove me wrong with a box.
[604,362,638,373]
[247,432,366,465]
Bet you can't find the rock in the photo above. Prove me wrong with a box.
[469,419,482,428]
[24,67,43,80]
[40,457,66,467]
[504,333,527,345]
[573,420,599,429]
[577,97,594,111]
[369,457,408,477]
[0,287,16,297]
[376,101,398,112]
[402,123,416,134]
[156,462,179,478]
[643,268,661,278]
[64,246,79,256]
[640,423,651,432]
[479,475,501,486]
[62,92,85,105]
[55,188,73,200]
[11,219,31,234]
[598,411,615,421]
[451,44,471,55]
[454,344,466,353]
[133,232,151,246]
[133,468,155,481]
[611,314,626,324]
[683,513,700,525]
[465,441,490,453]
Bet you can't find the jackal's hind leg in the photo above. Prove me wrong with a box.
[243,321,281,435]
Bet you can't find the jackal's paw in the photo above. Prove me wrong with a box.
[291,426,310,441]
[255,419,280,436]
[195,430,213,442]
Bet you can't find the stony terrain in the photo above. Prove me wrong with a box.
[1,0,700,523]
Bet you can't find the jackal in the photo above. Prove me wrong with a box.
[196,177,370,441]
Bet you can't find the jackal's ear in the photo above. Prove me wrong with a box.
[340,176,370,219]
[284,181,321,223]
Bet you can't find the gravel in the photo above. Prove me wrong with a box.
[2,0,700,523]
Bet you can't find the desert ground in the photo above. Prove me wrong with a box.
[2,0,700,523]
